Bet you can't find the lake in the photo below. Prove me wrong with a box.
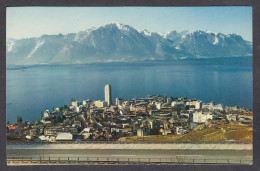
[6,58,253,123]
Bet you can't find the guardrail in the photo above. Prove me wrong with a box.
[7,156,253,165]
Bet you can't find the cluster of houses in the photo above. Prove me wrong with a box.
[7,94,253,142]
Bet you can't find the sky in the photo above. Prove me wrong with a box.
[7,7,252,41]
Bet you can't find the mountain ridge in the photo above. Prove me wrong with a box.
[6,23,252,65]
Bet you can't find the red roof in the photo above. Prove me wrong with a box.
[8,126,18,130]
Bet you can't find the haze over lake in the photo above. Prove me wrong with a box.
[6,58,252,123]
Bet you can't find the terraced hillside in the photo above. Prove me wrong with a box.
[174,124,252,142]
[119,124,252,143]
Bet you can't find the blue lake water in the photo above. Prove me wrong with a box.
[6,61,253,123]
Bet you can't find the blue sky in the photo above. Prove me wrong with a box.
[7,7,252,41]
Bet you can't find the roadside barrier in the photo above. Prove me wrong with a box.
[7,156,253,165]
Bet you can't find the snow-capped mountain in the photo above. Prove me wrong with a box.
[6,23,252,65]
[170,30,252,57]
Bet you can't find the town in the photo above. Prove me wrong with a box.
[7,84,253,143]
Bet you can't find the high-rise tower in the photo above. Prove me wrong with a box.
[105,84,112,106]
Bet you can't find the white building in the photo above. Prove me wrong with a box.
[26,135,32,140]
[69,105,76,110]
[105,84,112,106]
[72,101,82,107]
[176,126,188,134]
[195,101,202,109]
[83,99,91,106]
[38,135,47,141]
[162,129,172,135]
[213,104,224,111]
[226,114,237,122]
[186,101,196,106]
[122,101,130,106]
[56,132,73,141]
[120,110,127,115]
[94,100,108,108]
[202,102,215,111]
[44,110,51,117]
[137,128,147,136]
[167,98,172,104]
[81,128,91,133]
[43,110,62,120]
[193,111,213,123]
[76,105,83,112]
[156,102,162,110]
[121,101,130,111]
[171,101,185,107]
[116,98,124,106]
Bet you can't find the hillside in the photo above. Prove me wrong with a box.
[119,124,252,143]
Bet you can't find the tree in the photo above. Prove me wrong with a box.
[19,116,23,123]
[17,115,23,123]
[59,106,64,112]
[40,111,43,119]
[71,98,76,102]
[57,116,62,123]
[7,121,10,125]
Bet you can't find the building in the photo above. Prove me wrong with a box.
[30,129,38,137]
[171,101,185,108]
[44,127,61,136]
[202,102,214,111]
[56,132,73,141]
[167,98,172,104]
[195,101,202,109]
[76,105,83,112]
[94,100,108,108]
[226,114,238,122]
[116,98,124,106]
[83,99,92,107]
[43,110,62,118]
[213,104,224,111]
[156,102,162,110]
[130,102,147,113]
[105,84,112,106]
[44,110,51,117]
[193,111,213,123]
[137,128,150,136]
[72,101,82,107]
[176,126,188,134]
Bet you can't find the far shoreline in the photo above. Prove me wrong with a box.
[6,56,253,70]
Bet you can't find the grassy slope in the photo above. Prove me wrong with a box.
[120,124,252,143]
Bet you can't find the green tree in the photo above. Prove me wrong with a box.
[17,115,23,123]
[57,116,62,123]
[71,98,76,102]
[40,111,43,119]
[19,116,23,123]
[59,106,64,112]
[7,121,10,125]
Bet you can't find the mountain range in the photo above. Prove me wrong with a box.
[6,23,252,65]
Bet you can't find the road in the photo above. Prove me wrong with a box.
[6,143,253,165]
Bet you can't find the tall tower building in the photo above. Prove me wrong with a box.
[105,84,112,106]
